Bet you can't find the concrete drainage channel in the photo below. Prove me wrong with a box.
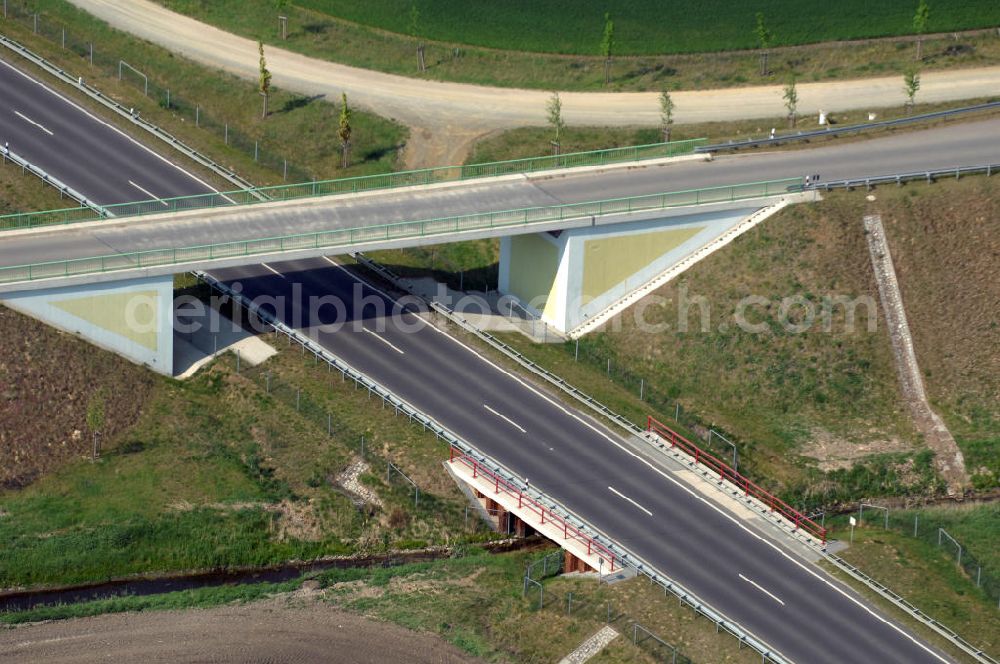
[351,253,1000,664]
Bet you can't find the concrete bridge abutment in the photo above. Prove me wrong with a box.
[498,196,806,337]
[2,274,175,376]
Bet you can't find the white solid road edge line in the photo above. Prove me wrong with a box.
[483,404,526,433]
[128,180,169,206]
[363,327,405,355]
[0,59,220,196]
[420,298,949,663]
[343,258,948,663]
[739,573,786,606]
[608,486,653,516]
[14,110,53,136]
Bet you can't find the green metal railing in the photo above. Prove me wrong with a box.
[0,139,706,232]
[0,178,799,286]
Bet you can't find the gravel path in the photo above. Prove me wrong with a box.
[0,594,478,663]
[71,0,1000,167]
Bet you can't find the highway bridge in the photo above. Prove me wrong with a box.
[1,51,991,663]
[1,105,999,290]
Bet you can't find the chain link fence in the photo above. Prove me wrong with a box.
[229,352,490,534]
[2,1,311,182]
[521,551,695,663]
[840,504,999,608]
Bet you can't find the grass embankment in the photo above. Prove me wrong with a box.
[824,504,1000,661]
[158,0,1000,92]
[0,161,70,216]
[0,306,481,590]
[371,180,1000,503]
[0,1,406,188]
[875,181,1000,491]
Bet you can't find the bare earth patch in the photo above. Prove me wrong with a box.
[801,429,912,471]
[0,306,155,490]
[0,593,478,664]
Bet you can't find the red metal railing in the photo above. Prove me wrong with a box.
[646,416,827,543]
[449,447,617,571]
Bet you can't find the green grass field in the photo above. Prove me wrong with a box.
[299,0,1000,55]
[157,0,1000,92]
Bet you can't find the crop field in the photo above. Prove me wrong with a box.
[298,0,1000,55]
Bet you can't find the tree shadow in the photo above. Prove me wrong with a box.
[360,142,405,163]
[301,22,333,35]
[276,94,326,115]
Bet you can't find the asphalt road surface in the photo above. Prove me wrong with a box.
[0,58,215,206]
[204,257,951,664]
[0,53,959,663]
[2,115,999,272]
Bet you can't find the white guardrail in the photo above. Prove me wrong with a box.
[0,34,261,196]
[0,144,105,214]
[194,268,790,664]
[351,254,998,664]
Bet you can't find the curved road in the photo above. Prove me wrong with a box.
[71,0,1000,165]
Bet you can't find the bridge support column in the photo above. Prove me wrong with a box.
[2,274,175,375]
[498,199,793,336]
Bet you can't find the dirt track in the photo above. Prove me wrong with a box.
[71,0,1000,167]
[0,593,479,663]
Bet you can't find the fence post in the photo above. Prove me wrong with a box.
[254,141,259,161]
[88,42,93,65]
[225,123,228,145]
[914,514,919,537]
